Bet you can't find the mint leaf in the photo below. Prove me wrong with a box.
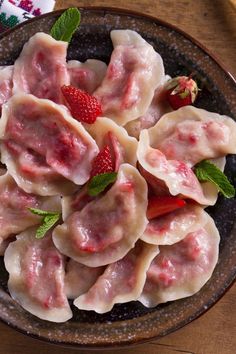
[88,172,118,197]
[29,208,61,239]
[50,8,81,42]
[35,214,60,239]
[28,207,59,216]
[194,160,235,198]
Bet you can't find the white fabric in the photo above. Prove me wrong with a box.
[0,1,55,22]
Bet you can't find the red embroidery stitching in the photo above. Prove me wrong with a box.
[19,0,33,12]
[32,8,41,16]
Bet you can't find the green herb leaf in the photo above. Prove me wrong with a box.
[88,172,118,197]
[29,208,61,239]
[28,207,59,216]
[194,160,235,198]
[35,214,60,239]
[50,8,81,42]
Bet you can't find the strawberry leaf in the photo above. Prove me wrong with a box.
[88,172,117,196]
[50,8,81,42]
[194,160,235,198]
[179,89,190,99]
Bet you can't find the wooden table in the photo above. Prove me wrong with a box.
[0,1,235,353]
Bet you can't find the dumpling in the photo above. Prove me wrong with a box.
[138,212,220,307]
[60,126,143,219]
[52,164,148,267]
[13,32,69,103]
[200,156,226,206]
[61,185,96,221]
[0,140,78,196]
[147,106,236,166]
[65,259,105,299]
[0,94,99,195]
[0,238,15,256]
[0,171,61,253]
[74,241,159,313]
[4,228,72,322]
[137,130,216,205]
[0,66,13,113]
[125,76,172,139]
[61,117,138,217]
[94,30,165,125]
[141,205,208,245]
[84,117,138,168]
[68,59,107,94]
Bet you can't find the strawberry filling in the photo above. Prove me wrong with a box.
[22,237,67,309]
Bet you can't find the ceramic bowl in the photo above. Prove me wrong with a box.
[0,7,235,349]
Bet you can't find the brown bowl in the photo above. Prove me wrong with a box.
[0,7,235,349]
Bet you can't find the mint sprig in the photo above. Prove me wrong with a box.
[194,160,235,198]
[29,208,61,239]
[88,172,118,197]
[50,8,81,42]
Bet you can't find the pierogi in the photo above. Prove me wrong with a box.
[0,26,234,323]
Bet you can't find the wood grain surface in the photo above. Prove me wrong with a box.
[0,1,235,354]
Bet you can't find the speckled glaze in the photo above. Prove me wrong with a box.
[0,7,235,349]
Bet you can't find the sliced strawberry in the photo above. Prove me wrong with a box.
[147,196,186,220]
[61,85,102,124]
[105,131,124,172]
[90,145,114,177]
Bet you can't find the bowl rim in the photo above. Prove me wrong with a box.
[1,5,235,84]
[0,6,235,349]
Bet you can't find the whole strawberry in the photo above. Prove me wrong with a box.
[165,76,198,110]
[90,145,114,177]
[61,85,102,124]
